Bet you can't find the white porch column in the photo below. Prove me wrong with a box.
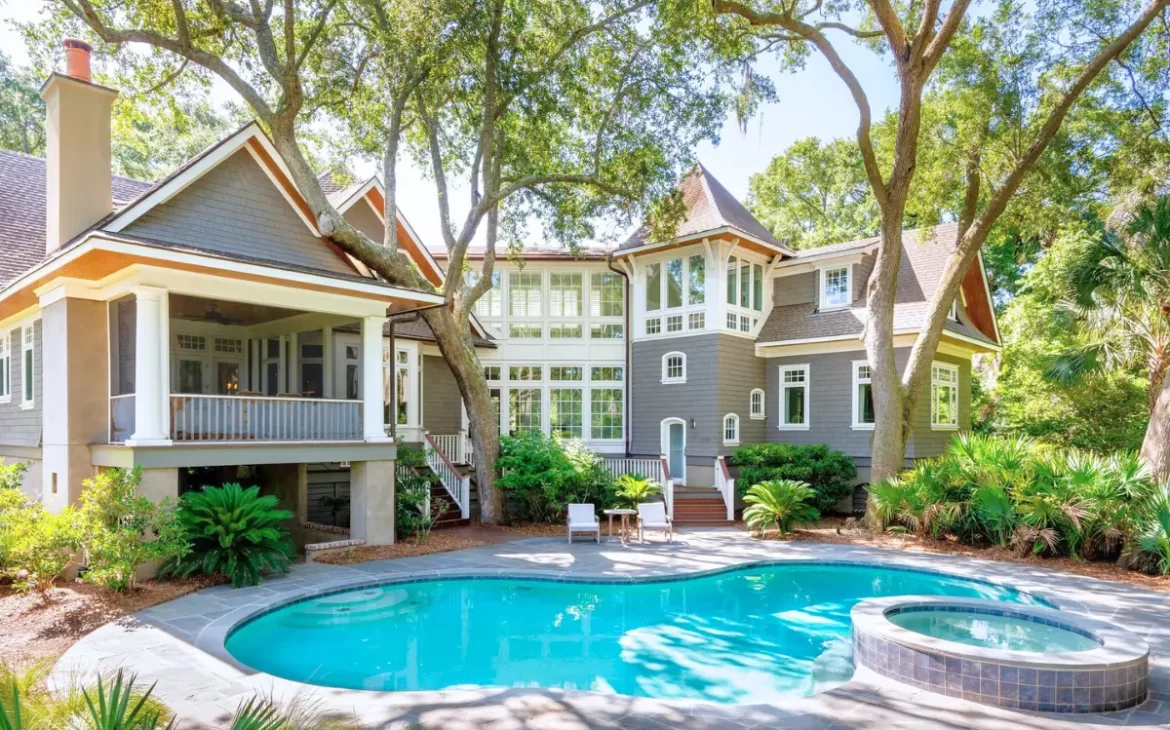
[288,331,298,394]
[322,327,334,398]
[130,286,169,444]
[361,315,388,440]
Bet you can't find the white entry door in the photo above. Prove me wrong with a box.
[661,418,686,484]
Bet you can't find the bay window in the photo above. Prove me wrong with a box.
[725,256,764,334]
[643,253,706,336]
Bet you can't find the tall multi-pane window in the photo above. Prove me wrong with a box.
[0,334,9,400]
[509,271,543,317]
[688,254,705,305]
[779,364,809,429]
[931,362,959,429]
[470,270,502,317]
[21,326,34,406]
[549,272,583,317]
[549,389,583,438]
[666,258,684,308]
[509,389,542,434]
[821,266,851,309]
[646,262,661,311]
[590,389,623,440]
[590,272,624,317]
[853,362,875,429]
[740,261,751,308]
[750,388,765,419]
[753,264,763,310]
[726,256,764,331]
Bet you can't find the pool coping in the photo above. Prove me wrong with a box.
[50,532,1170,729]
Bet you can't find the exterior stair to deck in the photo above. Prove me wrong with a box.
[672,486,738,526]
[427,476,470,529]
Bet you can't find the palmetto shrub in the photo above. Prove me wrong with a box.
[1138,486,1170,575]
[742,480,820,536]
[161,484,293,588]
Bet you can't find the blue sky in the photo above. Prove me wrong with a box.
[1,4,903,251]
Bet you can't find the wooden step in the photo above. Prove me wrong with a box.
[672,498,732,524]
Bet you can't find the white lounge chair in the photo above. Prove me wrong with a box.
[637,502,673,543]
[567,503,600,543]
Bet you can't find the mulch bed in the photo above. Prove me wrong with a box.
[780,516,1170,596]
[0,575,224,666]
[314,533,489,565]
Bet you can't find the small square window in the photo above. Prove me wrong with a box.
[484,366,501,382]
[666,315,683,333]
[646,318,661,335]
[688,312,705,330]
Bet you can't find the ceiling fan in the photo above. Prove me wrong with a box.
[182,302,244,326]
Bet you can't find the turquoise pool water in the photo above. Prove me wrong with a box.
[225,564,1045,705]
[889,610,1097,652]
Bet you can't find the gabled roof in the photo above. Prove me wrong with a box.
[618,164,792,255]
[0,149,151,285]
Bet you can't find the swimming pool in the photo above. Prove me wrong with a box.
[225,564,1046,705]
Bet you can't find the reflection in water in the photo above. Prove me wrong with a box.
[226,565,1039,705]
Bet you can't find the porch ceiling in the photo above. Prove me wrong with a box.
[170,293,312,326]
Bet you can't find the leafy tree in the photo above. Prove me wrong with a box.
[56,0,729,523]
[690,0,1170,508]
[746,137,879,249]
[1051,195,1170,480]
[0,51,44,155]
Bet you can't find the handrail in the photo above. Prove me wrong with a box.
[715,455,735,521]
[424,431,470,519]
[660,454,674,519]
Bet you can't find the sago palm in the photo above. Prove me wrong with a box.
[613,474,661,509]
[1138,486,1170,575]
[742,480,819,536]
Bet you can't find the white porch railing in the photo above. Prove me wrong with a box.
[429,431,474,464]
[109,394,135,443]
[169,394,362,442]
[715,455,736,521]
[425,432,471,518]
[601,458,664,485]
[660,454,674,519]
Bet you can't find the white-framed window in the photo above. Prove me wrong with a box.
[749,388,765,420]
[666,314,683,333]
[484,366,501,382]
[778,364,809,429]
[931,362,960,430]
[590,272,624,317]
[590,366,624,382]
[508,388,542,434]
[21,325,34,408]
[471,270,502,318]
[646,318,661,335]
[590,388,623,440]
[820,266,851,310]
[688,312,705,330]
[176,333,206,352]
[509,323,543,339]
[549,388,583,438]
[688,254,706,305]
[949,298,959,321]
[509,365,542,381]
[644,254,705,335]
[722,413,740,445]
[549,272,583,318]
[662,352,686,384]
[549,366,583,381]
[0,334,9,401]
[509,270,543,317]
[590,323,624,339]
[549,323,582,339]
[852,361,875,430]
[214,337,243,355]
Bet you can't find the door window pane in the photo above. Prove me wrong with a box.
[216,362,240,395]
[302,363,324,397]
[666,258,683,308]
[346,363,359,399]
[646,263,661,311]
[549,389,583,439]
[668,422,684,479]
[265,362,279,396]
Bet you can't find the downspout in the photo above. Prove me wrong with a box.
[607,251,632,458]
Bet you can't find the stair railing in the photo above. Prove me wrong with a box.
[715,455,735,521]
[424,431,471,518]
[660,454,674,519]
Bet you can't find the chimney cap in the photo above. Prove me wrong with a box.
[63,38,93,51]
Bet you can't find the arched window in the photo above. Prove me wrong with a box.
[749,388,765,419]
[661,351,686,384]
[722,413,740,445]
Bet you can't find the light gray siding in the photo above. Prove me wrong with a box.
[344,198,384,243]
[125,150,355,277]
[0,321,42,448]
[715,335,766,452]
[764,347,971,464]
[422,355,462,434]
[773,271,815,307]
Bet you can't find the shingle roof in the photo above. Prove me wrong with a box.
[757,223,997,347]
[0,149,152,285]
[430,246,613,263]
[619,165,788,252]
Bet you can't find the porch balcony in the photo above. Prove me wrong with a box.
[111,393,362,443]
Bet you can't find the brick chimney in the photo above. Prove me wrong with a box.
[41,39,117,254]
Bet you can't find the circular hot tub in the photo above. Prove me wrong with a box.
[851,597,1149,713]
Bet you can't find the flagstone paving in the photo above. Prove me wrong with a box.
[51,529,1170,729]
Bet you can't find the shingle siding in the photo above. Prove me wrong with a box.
[422,355,462,434]
[0,321,42,448]
[773,271,815,307]
[715,336,766,453]
[124,150,354,277]
[344,198,384,243]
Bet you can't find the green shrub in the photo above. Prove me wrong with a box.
[161,484,293,588]
[495,431,616,523]
[0,497,82,595]
[731,443,856,513]
[613,474,661,509]
[742,480,820,536]
[1138,487,1170,575]
[77,469,189,592]
[0,460,28,492]
[395,448,439,541]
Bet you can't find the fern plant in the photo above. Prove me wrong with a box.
[162,484,293,588]
[742,480,820,536]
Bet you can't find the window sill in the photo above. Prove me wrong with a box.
[661,378,686,385]
[931,424,959,432]
[818,304,851,313]
[723,441,740,447]
[19,402,34,411]
[749,414,765,421]
[778,424,809,431]
[852,424,876,431]
[0,396,9,405]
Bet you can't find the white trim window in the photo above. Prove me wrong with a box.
[471,270,502,318]
[724,255,764,335]
[590,272,624,317]
[661,351,686,384]
[778,364,809,429]
[0,334,9,401]
[508,270,543,317]
[820,266,851,310]
[949,297,959,321]
[21,325,34,409]
[590,365,624,441]
[749,388,765,420]
[723,413,740,446]
[852,361,875,430]
[931,362,960,430]
[644,254,706,336]
[549,272,583,318]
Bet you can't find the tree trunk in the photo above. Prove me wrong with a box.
[422,307,504,523]
[1141,367,1170,484]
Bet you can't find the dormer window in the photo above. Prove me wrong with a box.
[821,266,851,310]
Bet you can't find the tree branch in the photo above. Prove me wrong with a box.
[921,0,974,74]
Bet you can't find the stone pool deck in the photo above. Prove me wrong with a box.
[51,530,1170,729]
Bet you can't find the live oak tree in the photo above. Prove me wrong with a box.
[55,0,727,522]
[692,0,1170,502]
